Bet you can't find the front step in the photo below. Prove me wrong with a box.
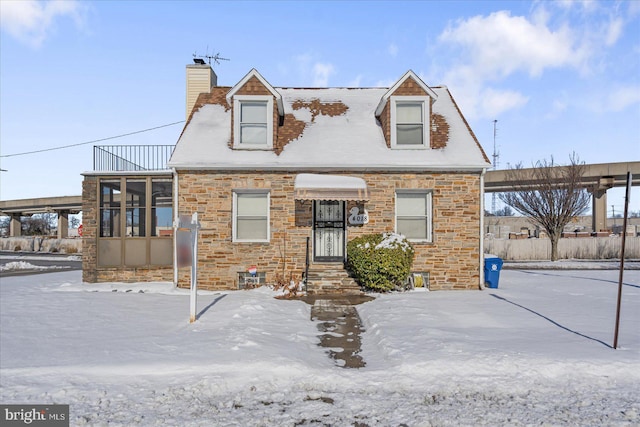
[306,265,363,295]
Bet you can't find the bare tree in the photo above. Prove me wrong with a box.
[22,213,57,236]
[0,216,9,237]
[70,216,81,229]
[499,154,591,261]
[495,206,515,217]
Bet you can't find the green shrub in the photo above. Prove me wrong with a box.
[346,233,414,292]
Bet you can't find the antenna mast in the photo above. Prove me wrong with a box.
[192,49,230,67]
[491,119,500,214]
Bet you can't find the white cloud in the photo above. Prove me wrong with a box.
[604,17,624,46]
[291,55,336,86]
[0,0,85,48]
[604,85,640,112]
[546,97,569,119]
[432,4,638,119]
[480,88,529,118]
[347,75,363,87]
[312,63,335,86]
[439,11,588,79]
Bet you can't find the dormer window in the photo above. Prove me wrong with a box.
[390,96,430,149]
[234,95,274,149]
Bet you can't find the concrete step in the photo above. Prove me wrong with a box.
[306,266,362,295]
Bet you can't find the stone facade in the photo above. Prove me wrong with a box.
[176,170,481,291]
[82,176,98,283]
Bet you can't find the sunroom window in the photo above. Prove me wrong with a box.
[97,176,173,267]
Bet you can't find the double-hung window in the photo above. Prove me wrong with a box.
[233,95,274,149]
[396,191,432,242]
[390,96,430,148]
[233,191,270,242]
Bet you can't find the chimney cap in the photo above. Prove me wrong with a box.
[193,58,206,65]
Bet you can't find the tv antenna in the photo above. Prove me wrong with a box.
[491,119,501,214]
[193,49,230,66]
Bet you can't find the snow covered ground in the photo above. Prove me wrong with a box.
[1,268,638,426]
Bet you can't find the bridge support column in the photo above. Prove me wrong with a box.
[57,210,69,239]
[592,190,608,232]
[590,176,614,233]
[9,214,21,237]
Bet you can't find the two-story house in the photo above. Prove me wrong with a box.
[82,63,491,291]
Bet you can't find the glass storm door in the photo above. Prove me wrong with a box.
[313,201,345,262]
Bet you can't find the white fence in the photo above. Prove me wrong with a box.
[0,237,81,254]
[485,236,640,260]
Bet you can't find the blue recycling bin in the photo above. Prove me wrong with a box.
[484,256,503,289]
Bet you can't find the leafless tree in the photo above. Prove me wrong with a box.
[499,154,591,261]
[22,213,57,236]
[0,216,9,237]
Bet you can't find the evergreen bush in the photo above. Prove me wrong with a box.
[346,233,414,292]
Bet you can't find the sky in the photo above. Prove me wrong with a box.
[1,0,639,214]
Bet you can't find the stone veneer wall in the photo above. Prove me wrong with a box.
[82,176,98,283]
[82,175,173,284]
[177,170,481,291]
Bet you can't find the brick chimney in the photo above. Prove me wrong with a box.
[186,62,217,119]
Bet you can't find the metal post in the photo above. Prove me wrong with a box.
[613,172,631,349]
[305,236,310,293]
[189,212,199,323]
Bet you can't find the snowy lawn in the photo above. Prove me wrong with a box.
[1,269,638,426]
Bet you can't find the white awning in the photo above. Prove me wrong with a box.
[294,173,369,201]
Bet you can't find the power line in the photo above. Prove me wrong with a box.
[0,121,184,158]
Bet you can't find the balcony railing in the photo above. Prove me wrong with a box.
[93,145,175,171]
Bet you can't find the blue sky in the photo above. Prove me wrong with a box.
[1,0,639,214]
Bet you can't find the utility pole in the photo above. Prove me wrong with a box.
[491,120,499,214]
[612,205,617,230]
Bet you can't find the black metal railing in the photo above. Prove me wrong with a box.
[93,145,175,171]
[304,236,310,293]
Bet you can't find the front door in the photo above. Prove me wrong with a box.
[313,200,345,262]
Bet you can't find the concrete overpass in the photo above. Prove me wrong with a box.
[485,161,639,232]
[0,195,82,238]
[0,162,637,238]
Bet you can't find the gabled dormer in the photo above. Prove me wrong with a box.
[375,70,438,150]
[226,69,284,150]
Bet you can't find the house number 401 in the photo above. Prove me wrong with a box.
[348,206,369,225]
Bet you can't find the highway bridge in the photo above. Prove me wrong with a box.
[485,161,639,232]
[1,162,637,238]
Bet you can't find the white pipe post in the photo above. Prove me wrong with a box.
[479,168,486,290]
[189,212,198,323]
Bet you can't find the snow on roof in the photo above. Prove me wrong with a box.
[168,86,490,171]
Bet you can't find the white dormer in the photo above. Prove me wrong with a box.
[376,70,438,150]
[226,69,284,150]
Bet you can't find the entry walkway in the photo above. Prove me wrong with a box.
[301,295,374,368]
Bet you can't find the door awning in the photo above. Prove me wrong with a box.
[294,173,369,201]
